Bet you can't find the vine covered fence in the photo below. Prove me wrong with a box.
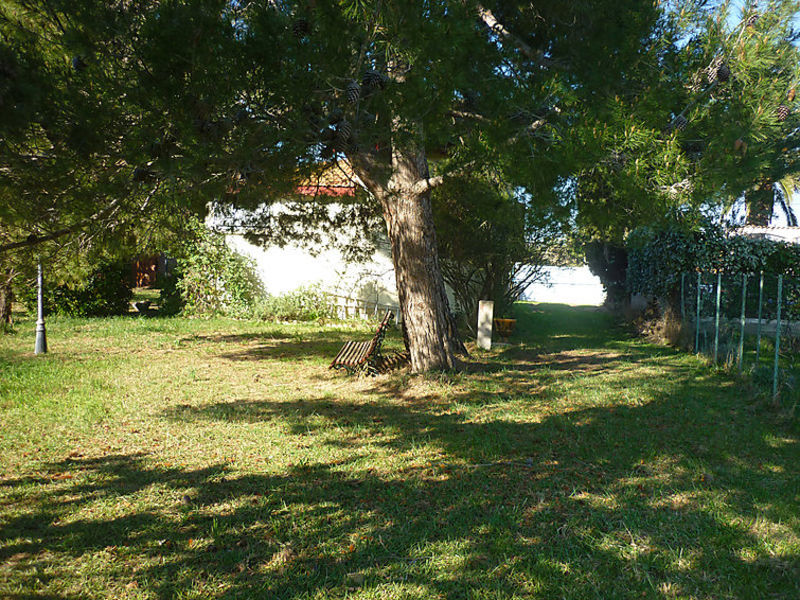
[677,272,800,404]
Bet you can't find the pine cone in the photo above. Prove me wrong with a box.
[292,18,310,38]
[777,104,790,121]
[788,88,796,102]
[707,58,730,84]
[362,69,384,90]
[334,120,352,151]
[673,115,688,131]
[320,126,336,142]
[746,13,758,27]
[345,81,360,105]
[327,107,344,125]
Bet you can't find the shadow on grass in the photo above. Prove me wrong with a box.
[179,328,407,364]
[3,304,800,598]
[5,387,800,598]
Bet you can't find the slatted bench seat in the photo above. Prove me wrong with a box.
[329,310,409,376]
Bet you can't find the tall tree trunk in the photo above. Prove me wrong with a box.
[0,268,14,329]
[352,152,465,372]
[585,240,629,310]
[745,181,775,226]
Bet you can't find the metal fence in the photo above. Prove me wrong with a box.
[678,272,800,404]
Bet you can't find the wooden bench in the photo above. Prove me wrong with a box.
[329,310,409,376]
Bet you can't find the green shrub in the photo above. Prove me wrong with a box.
[176,223,265,317]
[627,220,800,318]
[155,272,183,316]
[20,260,134,317]
[253,286,336,322]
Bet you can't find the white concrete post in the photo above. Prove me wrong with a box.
[477,300,494,350]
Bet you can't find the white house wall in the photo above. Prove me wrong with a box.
[224,234,400,307]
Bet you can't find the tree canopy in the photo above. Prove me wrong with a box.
[573,0,800,244]
[5,1,795,367]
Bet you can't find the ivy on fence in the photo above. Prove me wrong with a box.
[627,220,800,406]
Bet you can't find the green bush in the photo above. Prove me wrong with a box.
[176,223,265,317]
[627,220,800,318]
[253,286,336,322]
[155,272,183,316]
[20,260,134,317]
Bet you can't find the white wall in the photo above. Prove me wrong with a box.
[522,266,605,306]
[225,234,399,306]
[228,234,606,309]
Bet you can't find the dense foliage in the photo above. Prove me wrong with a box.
[574,0,800,301]
[2,1,797,364]
[627,220,800,317]
[19,260,133,317]
[0,0,669,369]
[433,176,565,324]
[253,286,337,322]
[176,223,265,318]
[585,241,629,308]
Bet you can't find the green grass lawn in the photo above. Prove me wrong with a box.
[1,304,799,599]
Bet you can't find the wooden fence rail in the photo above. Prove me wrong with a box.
[324,293,401,324]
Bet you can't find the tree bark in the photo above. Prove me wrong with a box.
[352,152,465,372]
[745,182,774,226]
[0,269,14,329]
[585,240,629,310]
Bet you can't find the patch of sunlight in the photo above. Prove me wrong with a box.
[670,547,701,572]
[763,433,798,448]
[554,559,572,574]
[738,547,760,563]
[414,539,472,572]
[763,463,786,473]
[600,529,656,560]
[747,516,800,544]
[651,491,701,511]
[658,581,688,598]
[342,583,434,599]
[570,490,620,510]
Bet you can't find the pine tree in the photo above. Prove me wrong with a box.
[1,1,664,368]
[569,0,800,303]
[682,0,800,225]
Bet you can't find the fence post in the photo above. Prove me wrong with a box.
[738,274,747,373]
[695,272,702,353]
[713,272,722,364]
[772,275,783,402]
[756,271,764,364]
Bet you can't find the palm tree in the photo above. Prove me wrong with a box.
[775,175,799,227]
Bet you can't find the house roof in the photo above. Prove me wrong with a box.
[297,161,360,197]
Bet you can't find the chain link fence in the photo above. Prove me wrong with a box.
[678,272,800,406]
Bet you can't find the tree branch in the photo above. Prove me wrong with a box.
[449,109,491,123]
[0,198,122,253]
[410,175,445,195]
[477,5,550,67]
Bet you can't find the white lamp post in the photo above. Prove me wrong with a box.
[34,261,47,354]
